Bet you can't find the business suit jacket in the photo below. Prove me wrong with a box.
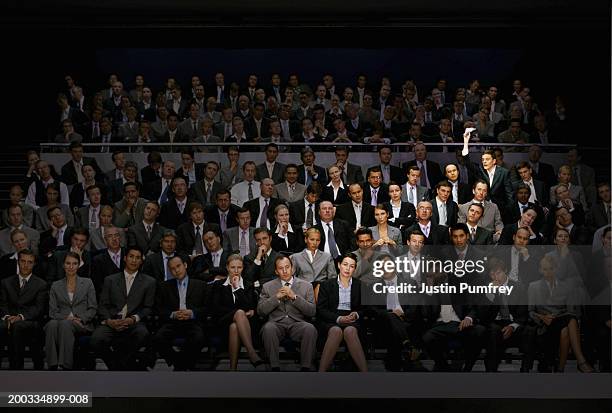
[513,179,548,207]
[468,226,494,245]
[34,205,75,233]
[362,183,390,206]
[290,249,336,284]
[109,178,138,202]
[39,226,73,258]
[69,182,110,210]
[382,201,416,229]
[462,153,514,209]
[158,197,192,230]
[175,221,220,255]
[47,249,92,285]
[274,182,306,204]
[126,222,166,256]
[458,200,504,234]
[0,225,40,256]
[342,163,364,185]
[430,199,459,227]
[403,222,450,246]
[97,271,156,322]
[479,279,528,326]
[243,197,282,229]
[271,225,305,254]
[166,99,189,119]
[205,205,239,230]
[371,164,404,185]
[320,185,350,206]
[157,277,207,322]
[88,227,126,252]
[400,183,430,205]
[550,184,588,212]
[175,164,205,185]
[117,121,140,142]
[402,159,444,189]
[48,277,97,330]
[190,180,224,206]
[190,250,231,282]
[588,201,611,230]
[494,247,541,286]
[530,161,557,189]
[256,162,286,185]
[296,164,328,186]
[335,202,376,230]
[571,163,596,207]
[369,224,404,246]
[1,204,34,229]
[222,226,256,254]
[313,219,355,256]
[210,280,257,326]
[257,277,316,321]
[219,166,243,189]
[75,204,106,230]
[244,117,270,140]
[91,248,125,295]
[450,181,474,205]
[420,290,479,326]
[346,119,373,140]
[0,254,40,281]
[140,166,162,187]
[503,202,545,232]
[177,118,203,142]
[243,249,281,286]
[60,157,104,186]
[289,199,320,228]
[316,277,364,331]
[112,197,147,229]
[0,274,47,321]
[141,252,172,283]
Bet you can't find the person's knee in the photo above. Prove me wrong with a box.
[560,327,569,338]
[328,326,342,339]
[422,331,435,345]
[229,322,238,333]
[343,326,358,340]
[234,309,246,320]
[58,319,73,331]
[261,322,277,338]
[303,323,317,339]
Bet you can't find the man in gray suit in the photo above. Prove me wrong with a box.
[190,161,224,207]
[75,185,106,231]
[219,147,243,189]
[112,182,148,229]
[458,179,504,241]
[401,165,430,209]
[567,148,597,208]
[223,208,256,256]
[256,143,286,185]
[177,103,203,143]
[274,164,306,204]
[90,246,156,371]
[193,118,222,153]
[0,205,39,256]
[257,255,317,371]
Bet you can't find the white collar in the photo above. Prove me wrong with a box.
[327,181,345,189]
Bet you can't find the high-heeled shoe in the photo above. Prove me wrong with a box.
[577,361,594,373]
[250,358,265,368]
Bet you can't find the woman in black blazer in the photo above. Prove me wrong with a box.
[316,252,368,372]
[271,204,305,254]
[320,165,350,206]
[211,254,264,371]
[383,183,417,229]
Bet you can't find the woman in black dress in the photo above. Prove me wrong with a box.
[211,253,264,370]
[316,252,368,372]
[320,165,349,206]
[271,204,305,254]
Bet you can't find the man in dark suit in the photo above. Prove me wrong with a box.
[289,184,322,229]
[175,201,220,256]
[344,103,372,141]
[205,190,239,233]
[444,162,474,205]
[125,200,165,257]
[144,161,176,206]
[256,143,286,184]
[402,143,444,190]
[403,200,450,247]
[480,257,536,372]
[333,147,363,185]
[244,102,270,140]
[420,276,485,371]
[243,179,282,231]
[514,162,549,207]
[154,255,206,371]
[166,86,189,119]
[38,206,73,259]
[504,184,546,233]
[373,146,404,185]
[296,147,327,187]
[190,229,231,282]
[140,152,163,187]
[460,133,514,210]
[243,228,281,286]
[430,181,459,227]
[60,142,104,186]
[335,183,376,231]
[89,246,156,371]
[175,149,205,188]
[313,201,355,259]
[495,227,542,286]
[142,232,178,284]
[0,249,47,369]
[159,177,192,230]
[362,167,390,206]
[464,203,494,245]
[588,182,611,231]
[527,145,557,189]
[190,161,224,207]
[91,226,125,295]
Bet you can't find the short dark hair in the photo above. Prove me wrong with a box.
[367,166,382,179]
[168,254,189,266]
[216,189,231,199]
[69,141,83,151]
[436,180,452,190]
[180,148,195,158]
[515,183,531,195]
[71,227,90,241]
[147,151,163,165]
[235,207,250,218]
[449,223,469,236]
[254,227,272,237]
[338,252,358,265]
[17,249,36,262]
[472,179,489,190]
[125,245,144,257]
[274,255,292,269]
[306,182,322,196]
[264,143,279,151]
[355,227,373,238]
[407,229,426,241]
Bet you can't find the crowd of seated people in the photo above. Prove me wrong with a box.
[54,73,573,150]
[0,73,608,372]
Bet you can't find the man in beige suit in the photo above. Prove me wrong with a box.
[257,255,317,371]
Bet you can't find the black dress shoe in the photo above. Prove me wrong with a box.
[271,367,281,372]
[250,359,265,368]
